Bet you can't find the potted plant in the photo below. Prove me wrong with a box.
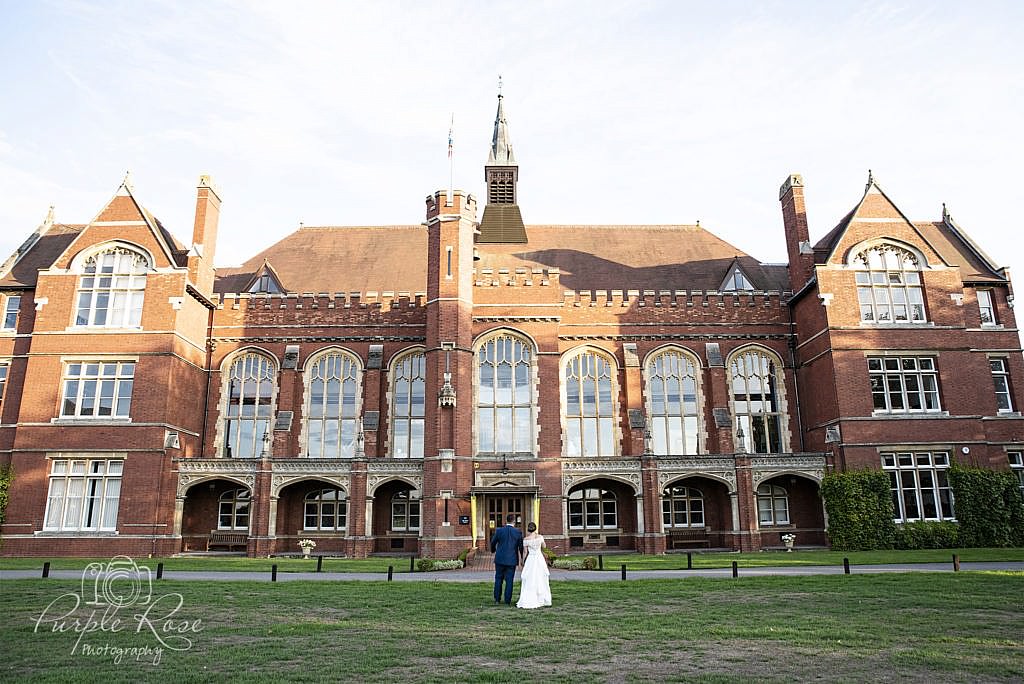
[298,538,316,558]
[781,533,796,552]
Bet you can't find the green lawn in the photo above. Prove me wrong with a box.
[2,573,1021,682]
[0,555,399,573]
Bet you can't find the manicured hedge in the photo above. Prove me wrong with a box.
[949,465,1024,548]
[820,469,897,550]
[0,465,12,528]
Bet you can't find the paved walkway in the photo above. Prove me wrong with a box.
[3,561,1022,583]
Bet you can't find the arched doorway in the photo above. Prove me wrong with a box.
[661,476,731,550]
[565,477,637,551]
[275,479,350,556]
[371,479,420,554]
[180,478,252,552]
[755,475,826,548]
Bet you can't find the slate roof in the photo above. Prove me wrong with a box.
[0,223,83,288]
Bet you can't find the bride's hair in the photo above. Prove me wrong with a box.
[527,522,537,533]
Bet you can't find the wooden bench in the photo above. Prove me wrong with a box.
[207,530,248,551]
[667,528,710,549]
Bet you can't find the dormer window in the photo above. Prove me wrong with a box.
[75,246,150,327]
[721,267,754,291]
[853,244,925,323]
[249,273,282,294]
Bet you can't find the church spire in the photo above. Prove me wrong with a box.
[487,90,516,166]
[478,84,527,243]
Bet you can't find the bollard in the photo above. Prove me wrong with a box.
[621,564,626,581]
[42,561,50,578]
[271,564,278,582]
[732,560,738,578]
[687,552,692,570]
[843,558,850,575]
[316,555,323,573]
[387,565,394,582]
[157,562,164,580]
[598,554,603,571]
[410,556,415,573]
[953,554,960,572]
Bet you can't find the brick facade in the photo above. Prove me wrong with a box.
[1,103,1021,559]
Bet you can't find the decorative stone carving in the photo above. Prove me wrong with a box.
[750,455,827,486]
[366,461,424,494]
[561,459,642,494]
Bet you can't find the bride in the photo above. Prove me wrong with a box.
[516,522,552,609]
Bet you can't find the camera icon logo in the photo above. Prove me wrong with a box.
[81,556,153,607]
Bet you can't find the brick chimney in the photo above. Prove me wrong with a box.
[779,174,814,292]
[188,175,221,294]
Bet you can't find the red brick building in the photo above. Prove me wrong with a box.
[2,95,1021,558]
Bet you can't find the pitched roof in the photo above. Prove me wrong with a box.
[0,223,83,288]
[213,223,789,294]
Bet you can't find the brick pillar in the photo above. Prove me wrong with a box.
[734,455,761,552]
[251,457,274,557]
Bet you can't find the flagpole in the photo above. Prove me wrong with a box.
[447,113,454,206]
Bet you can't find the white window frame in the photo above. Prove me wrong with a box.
[304,350,362,458]
[390,488,421,532]
[990,358,1014,413]
[756,483,790,527]
[881,451,954,522]
[853,244,926,323]
[977,289,996,325]
[218,488,251,530]
[390,351,425,459]
[476,333,535,454]
[304,488,348,531]
[567,487,618,530]
[2,294,20,331]
[60,361,135,419]
[0,363,7,410]
[222,352,276,458]
[74,246,150,328]
[43,458,123,531]
[662,485,705,528]
[729,348,787,454]
[1009,452,1024,498]
[563,349,618,457]
[646,348,701,456]
[868,356,941,414]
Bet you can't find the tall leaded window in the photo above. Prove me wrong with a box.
[853,244,925,323]
[662,485,704,528]
[868,356,940,413]
[647,350,700,455]
[477,334,533,454]
[882,452,953,522]
[0,364,7,410]
[306,352,360,458]
[977,290,996,324]
[756,483,790,526]
[218,488,251,530]
[75,246,149,327]
[2,295,20,330]
[60,361,135,418]
[564,351,616,457]
[304,488,347,530]
[44,459,122,531]
[391,488,420,532]
[729,349,785,454]
[1009,452,1024,497]
[224,353,275,458]
[990,358,1014,413]
[567,487,617,530]
[391,352,425,459]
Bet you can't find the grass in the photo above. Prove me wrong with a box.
[1,572,1021,682]
[0,555,399,573]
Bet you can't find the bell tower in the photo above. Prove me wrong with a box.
[478,86,527,243]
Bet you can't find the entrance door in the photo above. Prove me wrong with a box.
[486,496,524,548]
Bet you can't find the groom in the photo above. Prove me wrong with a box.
[489,513,523,605]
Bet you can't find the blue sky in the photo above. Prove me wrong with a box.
[1,0,1021,291]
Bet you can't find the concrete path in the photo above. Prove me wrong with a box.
[3,561,1022,583]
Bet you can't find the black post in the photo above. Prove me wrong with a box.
[410,556,415,573]
[271,564,278,582]
[687,552,692,570]
[953,554,960,572]
[620,564,626,581]
[387,565,394,582]
[598,554,604,571]
[157,562,164,580]
[732,560,738,578]
[843,557,850,575]
[316,555,323,573]
[42,561,50,578]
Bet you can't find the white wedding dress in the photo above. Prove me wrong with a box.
[516,535,552,609]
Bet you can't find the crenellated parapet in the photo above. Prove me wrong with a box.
[474,267,559,287]
[213,291,429,327]
[560,289,790,309]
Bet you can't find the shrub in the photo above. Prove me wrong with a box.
[552,558,584,570]
[582,556,598,570]
[457,547,472,564]
[0,465,12,528]
[894,521,959,550]
[541,546,557,566]
[416,558,464,571]
[820,469,897,550]
[949,465,1024,547]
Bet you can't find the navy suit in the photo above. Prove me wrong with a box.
[490,524,523,604]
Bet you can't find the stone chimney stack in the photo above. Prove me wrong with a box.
[779,174,814,292]
[188,175,221,294]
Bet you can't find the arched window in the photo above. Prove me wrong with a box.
[306,352,360,458]
[218,488,251,530]
[564,350,616,457]
[853,244,926,322]
[567,487,617,530]
[304,488,347,530]
[391,488,420,532]
[223,352,275,458]
[756,483,790,526]
[477,334,533,453]
[75,246,150,327]
[646,349,700,455]
[662,485,705,528]
[729,349,785,454]
[391,352,425,459]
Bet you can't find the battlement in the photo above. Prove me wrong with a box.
[560,289,790,308]
[215,291,428,312]
[474,267,559,287]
